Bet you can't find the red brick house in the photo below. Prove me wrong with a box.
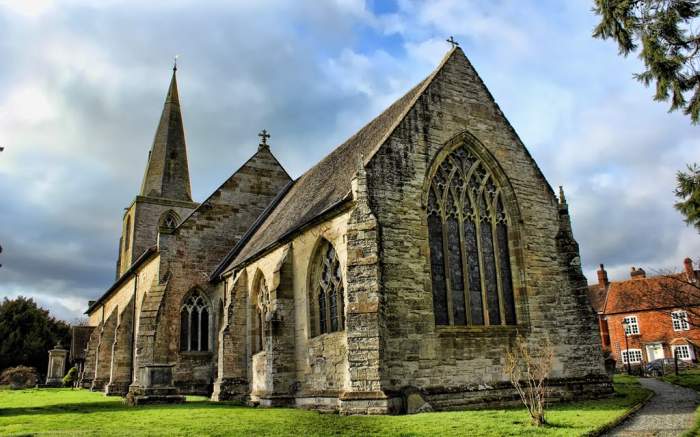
[587,258,700,368]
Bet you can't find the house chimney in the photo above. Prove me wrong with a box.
[630,267,646,279]
[597,264,609,289]
[684,257,695,281]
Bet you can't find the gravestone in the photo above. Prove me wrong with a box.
[45,343,68,387]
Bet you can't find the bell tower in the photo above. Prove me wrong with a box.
[116,63,198,276]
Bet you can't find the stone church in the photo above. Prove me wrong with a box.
[75,47,611,414]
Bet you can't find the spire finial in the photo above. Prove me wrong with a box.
[559,185,567,206]
[446,36,459,48]
[258,129,271,148]
[173,54,179,72]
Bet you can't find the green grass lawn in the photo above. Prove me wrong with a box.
[0,377,648,437]
[662,368,700,392]
[661,369,700,437]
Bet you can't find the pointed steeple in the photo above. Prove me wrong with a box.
[139,64,192,201]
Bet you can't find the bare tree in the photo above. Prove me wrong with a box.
[622,259,700,327]
[505,334,554,427]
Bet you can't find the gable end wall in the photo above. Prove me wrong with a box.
[365,51,608,398]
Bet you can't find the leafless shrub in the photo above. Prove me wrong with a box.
[0,366,38,389]
[505,334,554,426]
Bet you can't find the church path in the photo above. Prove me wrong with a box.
[604,377,698,437]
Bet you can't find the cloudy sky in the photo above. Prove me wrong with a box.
[1,0,699,322]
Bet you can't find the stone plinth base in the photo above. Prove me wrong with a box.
[211,378,249,402]
[104,381,130,396]
[420,374,614,411]
[127,364,185,406]
[253,393,294,407]
[339,391,391,415]
[43,378,63,388]
[91,379,107,391]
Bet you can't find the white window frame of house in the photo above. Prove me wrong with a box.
[672,344,693,361]
[623,315,640,335]
[672,310,690,331]
[621,349,643,364]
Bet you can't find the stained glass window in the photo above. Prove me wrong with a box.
[311,241,345,336]
[427,146,517,326]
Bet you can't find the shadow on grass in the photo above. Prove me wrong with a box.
[0,400,241,417]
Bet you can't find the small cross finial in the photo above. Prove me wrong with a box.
[258,129,271,147]
[173,54,179,72]
[446,36,459,48]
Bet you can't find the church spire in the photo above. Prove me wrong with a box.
[139,63,192,202]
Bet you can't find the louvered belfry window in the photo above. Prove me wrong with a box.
[427,146,517,326]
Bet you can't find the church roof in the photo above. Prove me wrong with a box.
[225,49,457,270]
[139,67,193,202]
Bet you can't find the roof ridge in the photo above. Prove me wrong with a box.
[361,47,458,168]
[175,146,291,231]
[225,48,462,268]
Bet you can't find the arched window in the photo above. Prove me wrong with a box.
[159,210,180,231]
[252,275,270,354]
[309,240,345,337]
[427,145,517,326]
[180,290,210,352]
[124,216,131,252]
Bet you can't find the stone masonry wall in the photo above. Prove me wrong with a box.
[79,324,101,388]
[119,198,197,276]
[216,211,352,408]
[146,146,291,395]
[363,49,609,406]
[91,307,118,391]
[105,295,135,396]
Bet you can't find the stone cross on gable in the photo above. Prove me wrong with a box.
[446,36,459,48]
[258,129,271,147]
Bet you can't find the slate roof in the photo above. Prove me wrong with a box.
[86,247,158,314]
[227,49,457,268]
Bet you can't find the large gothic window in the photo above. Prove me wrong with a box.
[180,290,210,352]
[427,146,517,326]
[309,240,345,337]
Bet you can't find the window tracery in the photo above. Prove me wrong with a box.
[180,290,210,352]
[159,210,180,230]
[309,240,344,337]
[427,146,517,326]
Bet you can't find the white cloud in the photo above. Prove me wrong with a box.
[0,0,54,18]
[1,1,699,320]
